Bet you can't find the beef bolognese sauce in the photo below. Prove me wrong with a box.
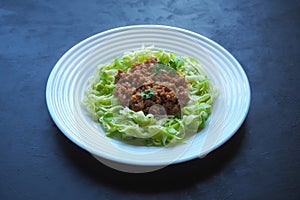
[113,57,190,116]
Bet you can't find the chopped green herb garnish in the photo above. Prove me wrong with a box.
[141,89,155,99]
[153,62,176,75]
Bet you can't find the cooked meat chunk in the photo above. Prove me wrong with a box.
[113,57,189,115]
[114,69,125,83]
[129,83,182,115]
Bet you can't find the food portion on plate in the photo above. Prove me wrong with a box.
[82,47,217,146]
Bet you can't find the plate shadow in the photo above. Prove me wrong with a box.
[55,119,248,193]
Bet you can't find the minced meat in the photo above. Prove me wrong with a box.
[113,57,189,115]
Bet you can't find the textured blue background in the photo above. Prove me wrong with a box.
[0,0,299,199]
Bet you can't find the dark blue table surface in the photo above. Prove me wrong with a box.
[1,0,299,199]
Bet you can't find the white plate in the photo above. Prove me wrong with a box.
[46,25,250,172]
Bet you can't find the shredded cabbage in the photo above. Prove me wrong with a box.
[82,47,217,146]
